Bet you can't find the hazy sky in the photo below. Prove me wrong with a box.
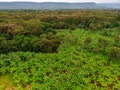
[0,0,119,3]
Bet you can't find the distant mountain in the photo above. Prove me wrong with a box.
[99,3,120,9]
[0,2,109,10]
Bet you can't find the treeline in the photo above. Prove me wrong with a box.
[0,10,120,53]
[0,33,62,53]
[0,10,120,31]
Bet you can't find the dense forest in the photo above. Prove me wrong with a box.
[0,10,120,90]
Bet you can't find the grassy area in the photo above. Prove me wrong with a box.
[0,75,16,90]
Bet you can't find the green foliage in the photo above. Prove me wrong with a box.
[69,24,77,30]
[0,10,120,90]
[114,36,120,47]
[116,13,120,21]
[84,36,92,49]
[97,37,109,53]
[110,47,120,61]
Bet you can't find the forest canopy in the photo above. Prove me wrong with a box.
[0,10,120,53]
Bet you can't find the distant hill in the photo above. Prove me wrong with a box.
[99,3,120,9]
[0,2,109,10]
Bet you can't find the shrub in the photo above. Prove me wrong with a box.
[69,24,76,30]
[84,36,92,49]
[114,36,120,47]
[98,37,109,52]
[110,47,120,61]
[93,45,100,53]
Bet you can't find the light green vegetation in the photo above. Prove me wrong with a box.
[0,28,120,90]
